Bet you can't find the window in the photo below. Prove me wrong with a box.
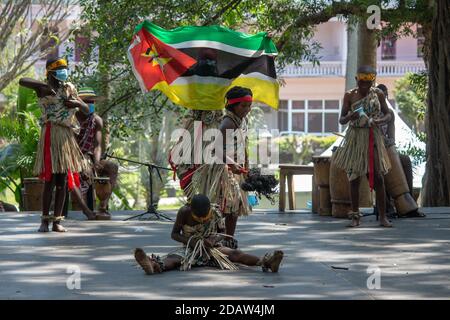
[325,100,339,110]
[292,113,305,131]
[277,99,341,135]
[325,113,339,132]
[308,100,322,110]
[278,100,289,131]
[292,100,304,109]
[381,35,397,60]
[308,113,323,133]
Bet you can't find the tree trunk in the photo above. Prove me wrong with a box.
[422,0,450,206]
[345,21,359,91]
[357,19,377,70]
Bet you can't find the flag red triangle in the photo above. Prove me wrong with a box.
[129,29,197,90]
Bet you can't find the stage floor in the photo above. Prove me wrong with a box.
[1,208,450,300]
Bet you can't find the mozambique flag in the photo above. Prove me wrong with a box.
[127,21,279,110]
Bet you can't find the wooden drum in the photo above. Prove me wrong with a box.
[329,150,373,218]
[312,156,331,216]
[22,177,44,211]
[384,145,418,215]
[94,177,112,213]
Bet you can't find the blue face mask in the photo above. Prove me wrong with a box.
[53,69,68,82]
[88,103,95,114]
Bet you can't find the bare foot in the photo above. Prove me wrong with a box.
[38,221,50,232]
[83,210,96,220]
[348,217,360,227]
[95,212,111,220]
[379,217,393,228]
[262,250,284,273]
[347,212,361,228]
[52,222,67,232]
[134,248,161,275]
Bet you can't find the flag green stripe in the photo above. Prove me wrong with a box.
[135,20,277,55]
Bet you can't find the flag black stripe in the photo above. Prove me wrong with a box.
[178,47,276,79]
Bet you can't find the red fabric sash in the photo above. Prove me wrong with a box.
[168,152,177,181]
[369,127,374,191]
[39,122,81,191]
[67,171,80,191]
[180,167,196,190]
[39,122,53,182]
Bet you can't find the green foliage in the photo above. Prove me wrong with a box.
[394,72,428,166]
[0,111,40,176]
[277,134,337,164]
[0,111,41,204]
[394,71,427,133]
[398,130,427,167]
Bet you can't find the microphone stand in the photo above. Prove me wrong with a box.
[104,153,173,221]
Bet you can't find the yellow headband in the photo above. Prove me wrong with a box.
[357,73,376,81]
[46,59,68,72]
[191,208,212,224]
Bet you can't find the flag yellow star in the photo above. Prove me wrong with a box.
[142,45,172,68]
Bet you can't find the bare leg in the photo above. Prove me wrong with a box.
[38,178,55,232]
[218,247,284,272]
[52,174,68,232]
[349,177,361,227]
[70,187,96,220]
[134,248,181,274]
[218,247,260,265]
[225,214,238,236]
[162,256,182,271]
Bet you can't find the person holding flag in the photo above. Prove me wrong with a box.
[128,21,279,236]
[332,66,392,228]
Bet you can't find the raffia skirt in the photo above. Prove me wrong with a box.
[332,126,391,181]
[185,164,249,216]
[33,122,86,176]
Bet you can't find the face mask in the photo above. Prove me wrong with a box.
[88,103,95,114]
[52,69,69,82]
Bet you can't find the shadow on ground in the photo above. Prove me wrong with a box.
[0,208,449,299]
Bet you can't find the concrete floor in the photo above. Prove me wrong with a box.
[0,208,450,300]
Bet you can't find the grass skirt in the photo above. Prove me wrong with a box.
[33,123,86,176]
[185,164,249,216]
[332,126,391,181]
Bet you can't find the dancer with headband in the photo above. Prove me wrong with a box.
[172,86,253,240]
[332,66,392,228]
[19,57,88,232]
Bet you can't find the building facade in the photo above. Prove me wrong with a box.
[262,19,426,135]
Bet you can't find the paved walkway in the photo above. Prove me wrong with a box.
[0,208,449,299]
